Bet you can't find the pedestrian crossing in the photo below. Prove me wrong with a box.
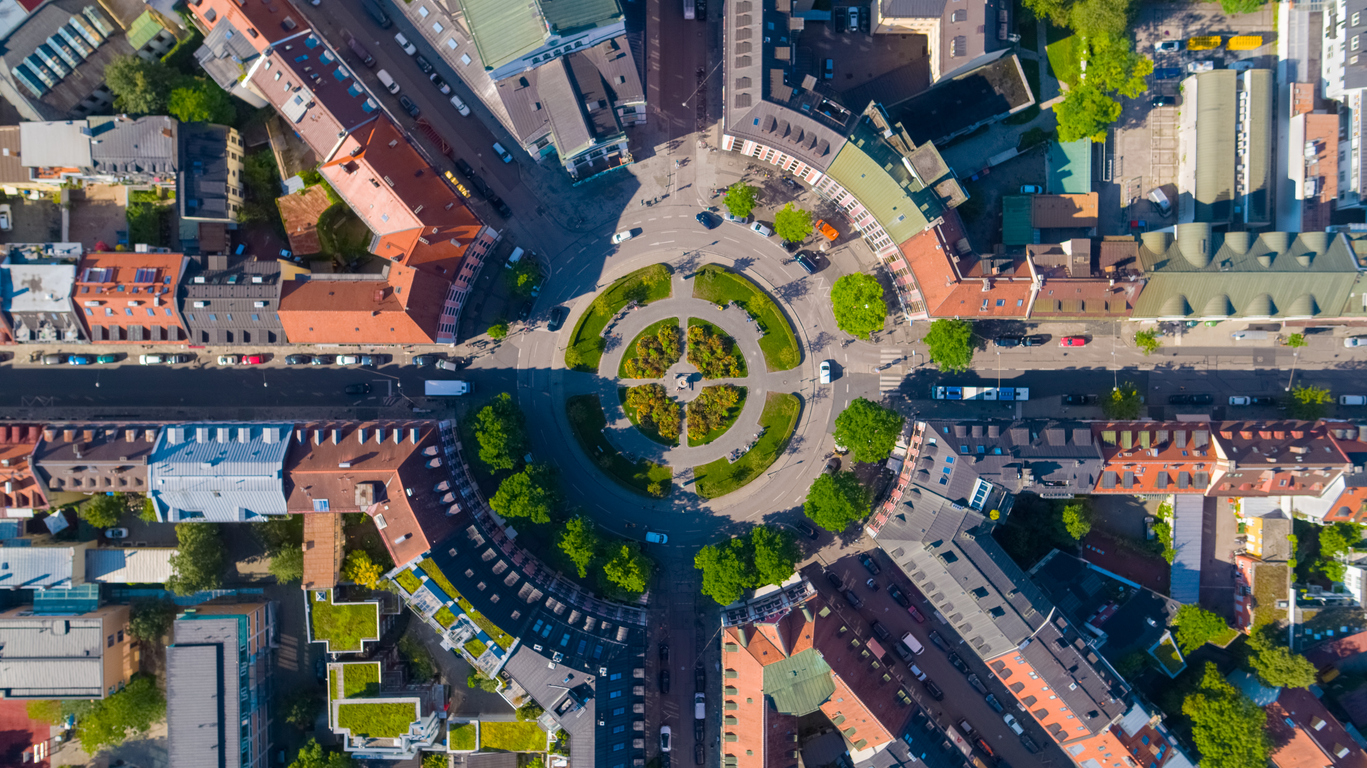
[878,348,904,393]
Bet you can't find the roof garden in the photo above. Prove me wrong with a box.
[309,589,380,654]
[332,662,380,699]
[1253,562,1289,626]
[336,701,419,739]
[419,558,515,648]
[478,720,547,752]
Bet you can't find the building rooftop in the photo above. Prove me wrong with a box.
[74,252,189,343]
[0,0,135,119]
[87,115,178,180]
[32,423,158,496]
[179,123,237,221]
[914,419,1104,508]
[0,610,115,698]
[168,615,243,768]
[246,32,381,159]
[884,49,1032,145]
[147,423,292,522]
[186,0,307,53]
[1267,687,1367,768]
[1031,193,1098,229]
[0,424,43,514]
[1210,420,1350,497]
[18,121,92,168]
[0,544,83,590]
[85,547,176,583]
[1029,550,1181,661]
[276,270,446,345]
[1047,140,1092,194]
[1091,422,1215,494]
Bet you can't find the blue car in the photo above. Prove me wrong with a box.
[67,355,93,365]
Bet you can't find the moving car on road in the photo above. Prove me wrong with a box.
[449,94,470,116]
[922,679,944,700]
[493,142,514,164]
[344,383,371,395]
[1155,39,1181,51]
[1061,394,1096,405]
[794,252,818,273]
[696,211,720,229]
[611,229,637,244]
[67,355,93,365]
[659,669,670,693]
[1020,184,1043,194]
[96,354,118,364]
[820,360,832,384]
[547,306,568,331]
[797,522,818,539]
[645,531,668,544]
[844,590,862,608]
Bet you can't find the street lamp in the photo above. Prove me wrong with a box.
[681,60,725,108]
[1285,350,1300,392]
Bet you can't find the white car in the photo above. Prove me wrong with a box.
[217,355,240,366]
[659,726,671,753]
[395,32,416,55]
[723,212,750,225]
[337,355,361,365]
[1187,59,1214,72]
[820,360,832,384]
[694,692,705,719]
[0,204,11,231]
[1003,713,1024,735]
[139,354,163,365]
[1229,396,1250,406]
[749,222,773,237]
[1346,337,1366,348]
[611,229,636,244]
[450,94,470,116]
[645,531,668,544]
[908,664,927,681]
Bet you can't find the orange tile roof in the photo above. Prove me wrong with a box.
[1111,718,1185,768]
[276,265,446,344]
[1032,193,1099,228]
[818,673,893,754]
[1210,421,1350,497]
[1268,688,1367,768]
[74,252,189,344]
[1091,422,1216,494]
[1306,630,1367,671]
[301,511,342,591]
[900,224,1033,318]
[988,649,1131,765]
[723,625,772,768]
[1325,487,1367,523]
[0,425,44,514]
[277,185,329,256]
[188,0,307,53]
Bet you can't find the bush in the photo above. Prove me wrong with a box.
[129,598,177,642]
[687,384,742,443]
[622,320,682,379]
[687,321,745,378]
[79,493,128,529]
[624,384,681,443]
[343,550,383,589]
[516,701,545,722]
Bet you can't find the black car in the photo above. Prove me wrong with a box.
[659,642,669,663]
[695,665,705,692]
[929,630,950,652]
[993,336,1023,348]
[794,252,817,274]
[1020,734,1041,753]
[454,158,476,177]
[518,302,532,321]
[166,354,193,364]
[825,571,843,591]
[865,577,879,592]
[948,652,970,675]
[1021,335,1047,346]
[870,621,891,641]
[796,522,818,540]
[781,239,799,253]
[489,195,513,218]
[310,355,332,365]
[413,354,438,367]
[429,72,450,93]
[694,742,704,766]
[547,306,568,332]
[860,553,881,575]
[399,95,421,117]
[695,211,719,229]
[363,0,392,27]
[1251,396,1277,406]
[887,584,911,608]
[658,669,670,693]
[922,679,945,701]
[1169,393,1214,405]
[285,354,310,365]
[344,383,371,395]
[1152,95,1171,106]
[844,589,863,608]
[694,720,704,742]
[893,642,914,662]
[414,54,434,74]
[1061,394,1096,405]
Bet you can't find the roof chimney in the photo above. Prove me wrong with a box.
[409,427,419,444]
[358,428,367,444]
[196,427,208,443]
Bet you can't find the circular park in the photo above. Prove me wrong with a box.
[561,262,803,500]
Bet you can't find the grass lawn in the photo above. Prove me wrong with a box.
[566,394,673,498]
[464,637,488,658]
[567,263,673,372]
[329,668,339,700]
[336,701,418,738]
[317,203,372,259]
[692,265,799,371]
[394,569,423,594]
[618,318,681,379]
[688,386,747,447]
[693,392,800,499]
[450,722,478,751]
[418,560,514,648]
[1046,28,1082,87]
[1209,626,1240,648]
[619,387,679,446]
[339,662,380,699]
[310,591,379,653]
[434,606,458,628]
[688,318,748,378]
[479,720,546,752]
[1152,637,1185,675]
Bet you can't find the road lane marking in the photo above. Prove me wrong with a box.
[651,241,675,245]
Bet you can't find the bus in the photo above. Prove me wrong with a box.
[932,385,1030,401]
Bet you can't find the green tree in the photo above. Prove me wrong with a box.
[1133,329,1161,356]
[79,493,127,529]
[290,739,356,768]
[269,546,304,584]
[342,550,383,589]
[923,318,976,372]
[833,397,905,463]
[1247,627,1316,688]
[1023,0,1074,26]
[1102,381,1144,419]
[506,260,541,298]
[128,599,177,643]
[516,701,545,722]
[751,526,800,587]
[558,516,601,578]
[723,183,759,218]
[804,471,871,532]
[140,496,158,522]
[466,668,500,692]
[1315,521,1361,583]
[488,320,509,340]
[1172,604,1229,653]
[1055,84,1122,143]
[829,273,887,339]
[166,524,225,596]
[1086,36,1153,98]
[489,464,558,524]
[75,676,166,754]
[423,753,449,768]
[103,55,178,115]
[1069,0,1132,39]
[1059,500,1092,541]
[25,700,63,725]
[1286,333,1307,348]
[475,392,529,471]
[1220,0,1267,14]
[282,690,323,730]
[167,80,237,123]
[1182,663,1270,768]
[1291,384,1333,420]
[773,203,813,243]
[602,542,653,594]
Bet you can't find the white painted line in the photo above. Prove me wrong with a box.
[651,241,675,245]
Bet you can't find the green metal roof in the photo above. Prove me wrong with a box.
[1046,140,1091,194]
[1243,70,1273,225]
[763,648,834,716]
[1191,71,1236,223]
[128,11,167,53]
[825,120,948,245]
[1002,195,1034,245]
[542,0,621,35]
[1132,226,1358,319]
[459,0,549,71]
[1343,273,1367,317]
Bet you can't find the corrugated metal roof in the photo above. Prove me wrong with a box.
[1046,140,1091,194]
[540,0,621,36]
[1001,195,1033,245]
[1189,71,1236,223]
[148,423,291,523]
[0,546,74,589]
[18,121,92,168]
[1243,70,1273,224]
[460,0,548,71]
[0,616,107,697]
[825,120,948,244]
[1169,494,1204,604]
[762,648,834,716]
[86,548,177,583]
[168,638,238,768]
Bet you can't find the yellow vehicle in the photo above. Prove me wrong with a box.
[1187,35,1222,51]
[1227,35,1262,50]
[443,170,472,198]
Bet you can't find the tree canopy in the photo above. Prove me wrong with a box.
[773,203,813,243]
[829,273,887,339]
[103,56,179,115]
[724,183,759,218]
[1023,0,1073,26]
[488,320,509,341]
[489,464,558,524]
[1172,604,1229,653]
[1291,384,1333,420]
[1182,663,1270,768]
[75,675,166,754]
[1055,84,1122,143]
[79,493,128,529]
[475,393,529,471]
[1085,36,1153,97]
[1133,329,1161,356]
[1069,0,1132,40]
[602,542,653,594]
[923,318,976,373]
[1059,500,1092,541]
[290,739,356,768]
[166,523,225,596]
[342,550,384,589]
[833,397,905,463]
[1102,381,1144,419]
[128,598,177,643]
[694,527,800,605]
[804,471,871,532]
[268,546,305,584]
[1220,0,1266,14]
[559,516,602,578]
[168,79,237,123]
[1247,627,1316,689]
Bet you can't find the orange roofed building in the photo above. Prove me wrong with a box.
[1267,687,1367,768]
[0,425,45,517]
[1091,422,1215,494]
[74,253,189,343]
[284,421,460,568]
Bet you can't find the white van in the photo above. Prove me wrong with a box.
[901,632,925,656]
[493,142,514,163]
[1341,395,1366,406]
[504,247,525,269]
[1149,188,1171,216]
[376,69,400,94]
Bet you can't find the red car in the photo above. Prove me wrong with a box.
[908,605,926,623]
[1060,336,1087,347]
[240,355,264,365]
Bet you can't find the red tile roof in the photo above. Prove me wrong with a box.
[1325,487,1367,523]
[188,0,307,53]
[277,185,329,256]
[1267,687,1367,768]
[74,252,189,344]
[989,648,1132,766]
[301,511,342,591]
[1306,631,1367,672]
[1210,421,1350,497]
[1091,422,1216,494]
[0,425,44,515]
[723,625,774,768]
[276,264,446,344]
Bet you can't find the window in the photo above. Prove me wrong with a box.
[609,690,622,699]
[117,630,124,642]
[960,445,969,454]
[417,5,428,16]
[944,455,954,464]
[432,22,444,33]
[446,39,458,50]
[612,707,624,716]
[209,314,217,321]
[107,634,114,647]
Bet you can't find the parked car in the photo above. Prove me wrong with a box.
[399,95,421,117]
[217,355,240,366]
[907,664,928,682]
[993,336,1023,347]
[870,621,891,642]
[1061,394,1096,405]
[1187,59,1215,72]
[794,252,818,274]
[395,32,416,54]
[105,528,128,539]
[1250,396,1277,406]
[1022,335,1047,346]
[166,354,192,364]
[966,674,989,695]
[489,196,513,218]
[865,577,879,592]
[1345,337,1367,348]
[414,53,433,74]
[659,725,671,752]
[285,354,310,365]
[310,355,332,365]
[921,679,944,701]
[611,229,636,244]
[547,306,568,332]
[430,73,451,93]
[797,522,818,540]
[893,642,914,663]
[887,584,911,608]
[749,222,773,237]
[985,694,1004,713]
[138,354,162,365]
[1060,336,1087,347]
[847,6,859,28]
[819,360,832,384]
[1003,713,1025,735]
[907,605,926,623]
[449,94,470,116]
[1020,733,1041,753]
[344,383,371,395]
[96,354,118,364]
[376,69,400,94]
[1155,39,1182,51]
[695,211,720,229]
[694,742,704,766]
[843,589,863,608]
[67,355,93,365]
[1020,184,1043,194]
[974,737,995,758]
[929,630,950,652]
[823,58,834,78]
[859,553,880,575]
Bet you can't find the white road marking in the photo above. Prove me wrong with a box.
[651,241,675,245]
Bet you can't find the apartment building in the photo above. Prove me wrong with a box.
[0,604,139,699]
